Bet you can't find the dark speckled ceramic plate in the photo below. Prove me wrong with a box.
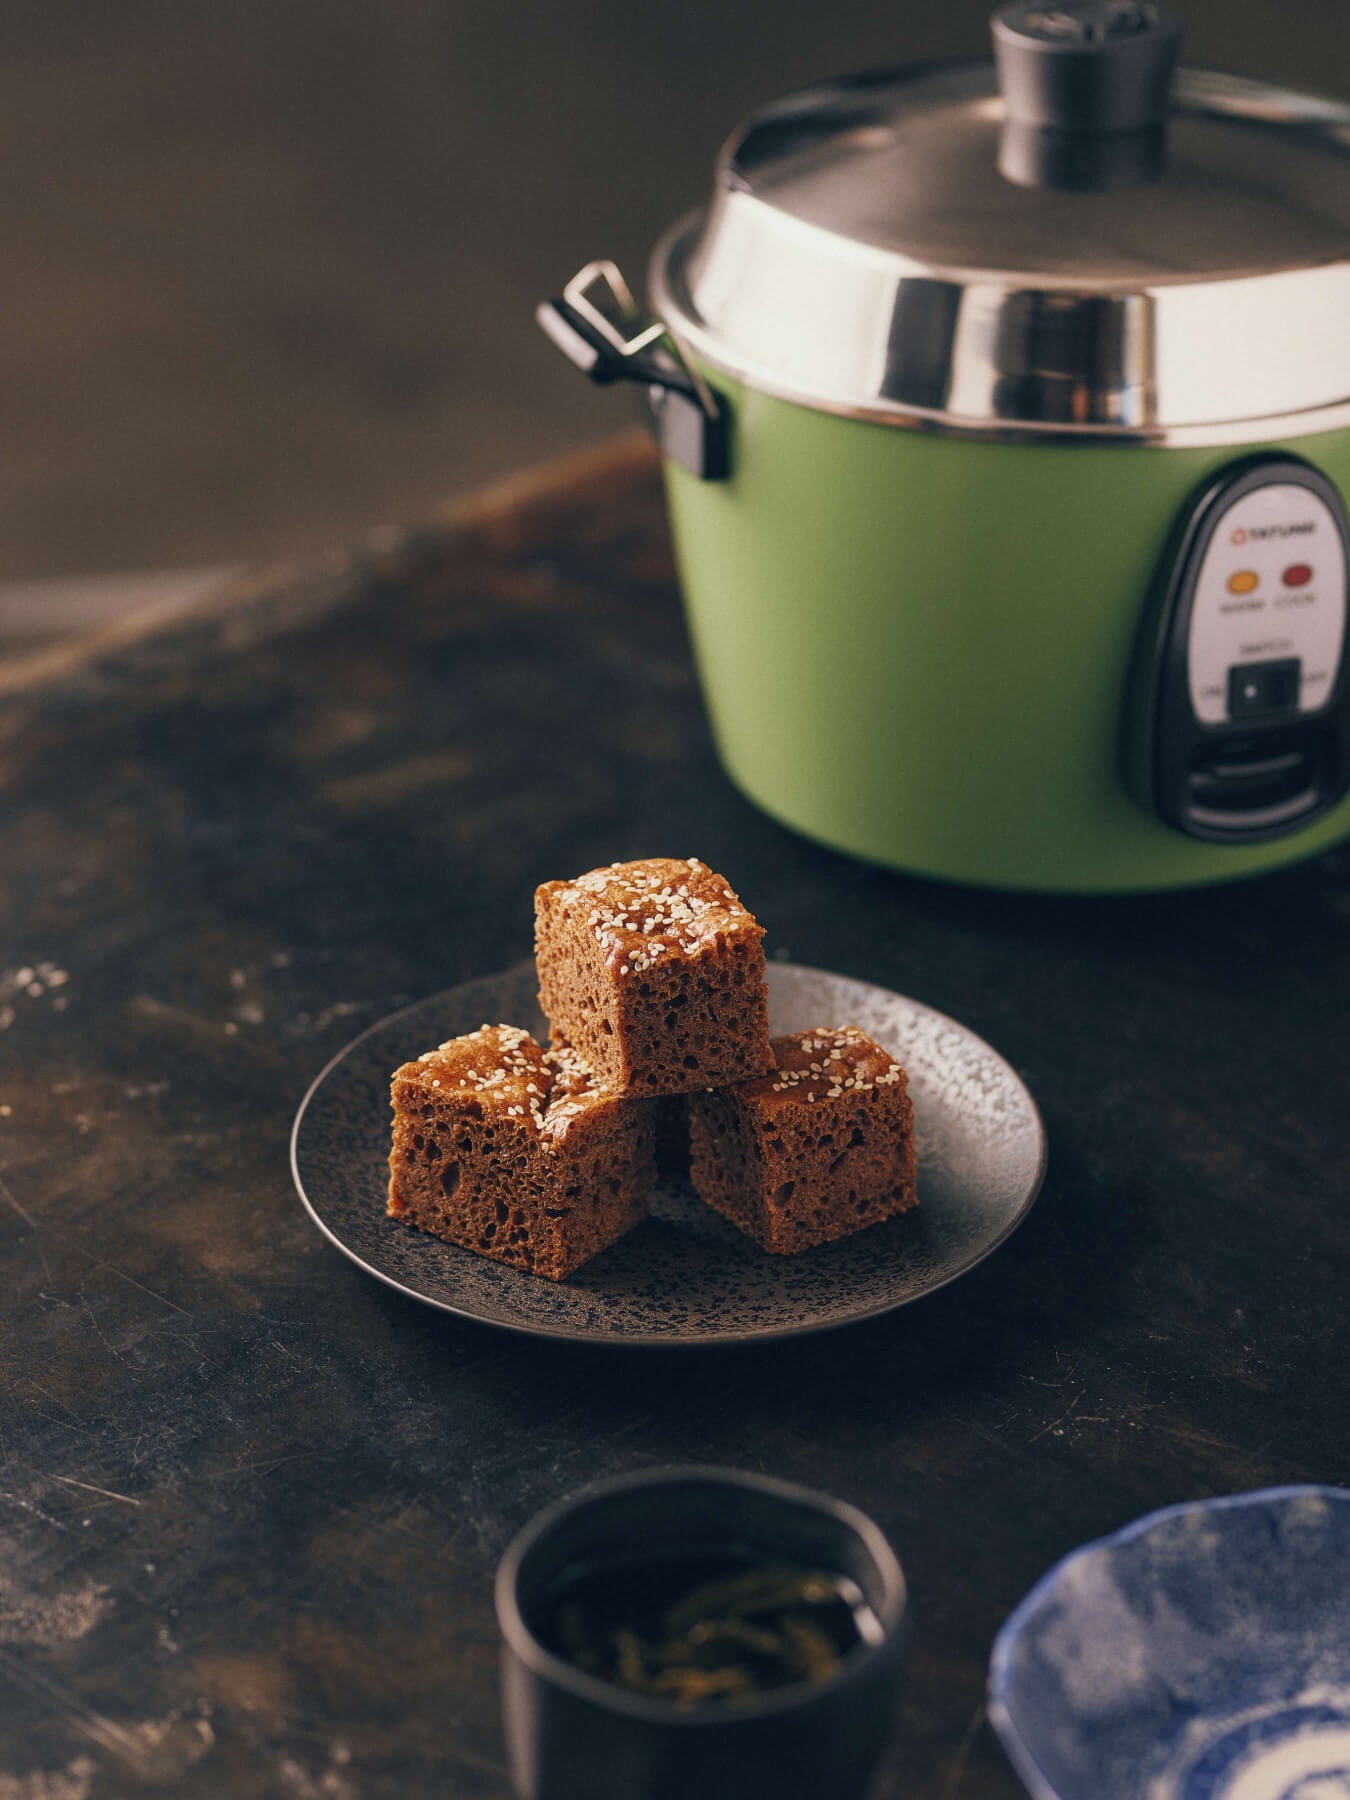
[290,962,1046,1346]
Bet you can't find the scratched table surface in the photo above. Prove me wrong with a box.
[1,433,1348,1800]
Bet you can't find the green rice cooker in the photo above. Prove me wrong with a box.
[539,2,1350,892]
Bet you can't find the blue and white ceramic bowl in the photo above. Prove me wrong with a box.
[988,1487,1350,1800]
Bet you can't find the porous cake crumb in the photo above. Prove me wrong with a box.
[535,857,773,1095]
[688,1027,916,1254]
[653,1094,691,1179]
[388,1025,654,1280]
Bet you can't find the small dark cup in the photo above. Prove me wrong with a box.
[495,1465,908,1800]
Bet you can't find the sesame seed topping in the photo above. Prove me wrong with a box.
[550,858,760,965]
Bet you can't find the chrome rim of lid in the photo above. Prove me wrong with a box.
[649,64,1350,445]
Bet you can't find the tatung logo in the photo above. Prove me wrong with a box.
[1229,520,1317,547]
[1247,520,1317,539]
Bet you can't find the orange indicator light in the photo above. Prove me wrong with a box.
[1226,570,1260,595]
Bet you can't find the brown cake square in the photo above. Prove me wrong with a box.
[387,1025,655,1281]
[534,857,774,1096]
[688,1027,917,1254]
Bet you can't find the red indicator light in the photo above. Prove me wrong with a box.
[1283,563,1313,588]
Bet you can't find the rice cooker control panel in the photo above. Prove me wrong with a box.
[1129,455,1350,843]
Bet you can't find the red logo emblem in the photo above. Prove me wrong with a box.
[1231,528,1248,545]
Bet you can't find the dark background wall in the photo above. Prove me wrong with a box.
[3,0,1346,577]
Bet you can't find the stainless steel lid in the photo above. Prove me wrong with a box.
[650,60,1350,444]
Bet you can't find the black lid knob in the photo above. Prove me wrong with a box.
[992,2,1184,190]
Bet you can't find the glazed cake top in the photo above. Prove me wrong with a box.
[537,1039,606,1139]
[737,1027,906,1111]
[394,1024,602,1142]
[537,857,763,974]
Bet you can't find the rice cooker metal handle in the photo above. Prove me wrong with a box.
[537,262,729,481]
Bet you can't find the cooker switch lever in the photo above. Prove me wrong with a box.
[1226,658,1302,719]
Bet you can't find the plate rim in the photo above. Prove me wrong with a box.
[289,960,1048,1348]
